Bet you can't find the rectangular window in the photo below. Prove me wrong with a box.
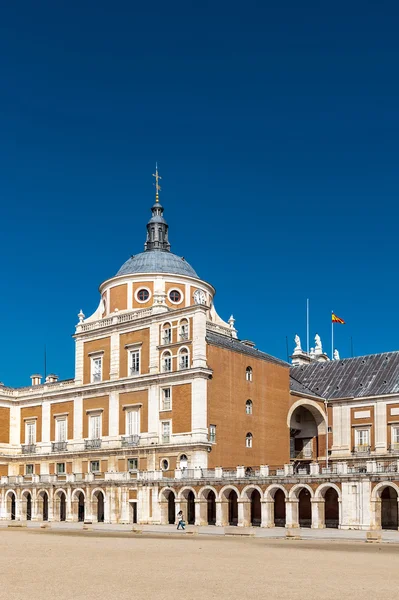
[128,458,138,471]
[179,352,189,370]
[161,388,171,411]
[356,429,370,447]
[392,427,399,446]
[129,350,140,376]
[89,415,101,440]
[161,421,171,443]
[209,424,216,443]
[56,462,65,474]
[126,410,140,436]
[90,460,100,473]
[91,357,102,383]
[163,355,172,372]
[25,421,36,445]
[163,328,171,344]
[25,464,34,475]
[56,418,67,442]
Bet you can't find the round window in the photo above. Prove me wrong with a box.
[169,290,181,303]
[137,289,150,302]
[161,459,169,471]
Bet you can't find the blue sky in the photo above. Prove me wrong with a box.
[0,1,398,386]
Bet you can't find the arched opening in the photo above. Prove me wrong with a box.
[77,492,85,522]
[250,489,261,526]
[298,488,312,527]
[228,490,238,526]
[26,493,32,521]
[274,489,286,527]
[187,491,195,525]
[381,486,398,530]
[167,491,175,524]
[246,367,253,382]
[42,493,48,522]
[7,493,16,521]
[59,492,66,522]
[324,488,339,529]
[93,491,105,523]
[179,454,188,470]
[289,404,326,462]
[246,400,253,415]
[207,490,216,525]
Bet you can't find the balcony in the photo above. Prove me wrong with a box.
[352,445,371,455]
[162,435,170,444]
[121,434,140,447]
[85,439,102,450]
[52,442,68,452]
[388,443,399,454]
[21,444,36,454]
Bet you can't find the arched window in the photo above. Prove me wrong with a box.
[162,322,172,345]
[162,351,172,373]
[179,319,189,340]
[246,400,253,415]
[246,367,253,382]
[246,432,253,448]
[179,348,189,370]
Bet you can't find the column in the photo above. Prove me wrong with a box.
[120,488,130,524]
[374,402,387,452]
[216,500,227,527]
[15,490,21,521]
[285,499,299,528]
[104,486,112,523]
[311,498,325,529]
[238,500,250,527]
[370,499,382,530]
[261,500,274,528]
[149,321,160,374]
[192,308,207,368]
[85,486,93,522]
[195,499,207,525]
[109,331,120,380]
[66,488,73,522]
[31,490,38,521]
[0,490,5,520]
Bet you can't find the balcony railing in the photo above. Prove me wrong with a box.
[352,445,371,455]
[85,439,102,450]
[162,435,170,444]
[388,443,399,453]
[121,435,140,447]
[21,444,36,454]
[52,442,68,452]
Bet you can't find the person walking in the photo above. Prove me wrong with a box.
[176,510,185,530]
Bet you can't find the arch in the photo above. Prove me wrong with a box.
[178,346,190,370]
[298,488,312,528]
[92,489,105,523]
[37,490,49,522]
[371,482,399,531]
[21,489,32,498]
[264,484,289,500]
[245,366,253,382]
[324,487,339,529]
[178,318,189,340]
[289,483,315,500]
[161,350,172,372]
[54,487,68,499]
[245,432,253,448]
[227,489,238,526]
[177,487,197,501]
[71,489,85,522]
[219,485,241,501]
[250,489,261,526]
[315,482,342,499]
[71,488,86,501]
[198,486,219,500]
[91,487,106,501]
[241,484,263,501]
[371,481,399,500]
[159,487,176,524]
[198,487,217,525]
[246,399,253,415]
[287,399,327,433]
[21,490,32,521]
[5,490,16,521]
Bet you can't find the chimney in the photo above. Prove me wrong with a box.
[46,374,59,384]
[241,340,256,348]
[30,374,42,386]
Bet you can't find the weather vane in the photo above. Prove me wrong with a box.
[152,162,162,202]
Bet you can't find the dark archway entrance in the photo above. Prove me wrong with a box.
[274,489,286,527]
[298,488,311,527]
[43,493,48,522]
[96,492,105,523]
[167,491,175,524]
[250,490,261,526]
[77,492,84,522]
[187,491,195,525]
[324,488,339,528]
[207,491,216,525]
[381,487,398,530]
[26,493,32,521]
[60,493,66,522]
[228,490,238,526]
[10,494,16,520]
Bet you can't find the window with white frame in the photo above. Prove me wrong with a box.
[246,366,253,382]
[90,460,100,473]
[392,426,399,447]
[161,421,171,443]
[161,388,171,411]
[161,458,169,471]
[355,428,370,448]
[179,320,189,340]
[126,409,140,436]
[179,348,189,370]
[56,462,65,475]
[129,350,140,376]
[25,421,36,445]
[246,432,253,448]
[209,424,216,443]
[246,400,253,415]
[55,418,67,442]
[89,414,101,440]
[162,325,172,345]
[128,458,138,471]
[26,464,34,475]
[162,351,172,372]
[91,356,103,383]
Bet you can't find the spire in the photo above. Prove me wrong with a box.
[144,165,171,252]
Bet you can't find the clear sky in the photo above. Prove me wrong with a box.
[1,1,398,386]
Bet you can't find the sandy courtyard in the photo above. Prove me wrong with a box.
[0,529,398,600]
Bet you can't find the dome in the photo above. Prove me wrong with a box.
[116,250,200,279]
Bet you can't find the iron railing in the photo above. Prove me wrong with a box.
[21,444,36,454]
[121,435,140,447]
[352,445,371,455]
[85,439,102,450]
[52,442,68,452]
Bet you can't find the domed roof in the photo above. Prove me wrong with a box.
[116,250,200,279]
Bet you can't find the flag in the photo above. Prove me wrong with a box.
[332,313,345,324]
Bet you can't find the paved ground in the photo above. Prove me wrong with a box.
[0,528,398,600]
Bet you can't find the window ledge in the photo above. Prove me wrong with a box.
[86,408,104,415]
[122,403,143,411]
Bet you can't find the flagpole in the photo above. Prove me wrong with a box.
[331,310,334,360]
[306,299,309,353]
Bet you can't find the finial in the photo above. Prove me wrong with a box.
[152,162,162,202]
[78,309,85,323]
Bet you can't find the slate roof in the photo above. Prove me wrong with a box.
[290,351,399,400]
[116,250,200,279]
[206,332,289,368]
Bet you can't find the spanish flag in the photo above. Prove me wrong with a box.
[332,313,345,324]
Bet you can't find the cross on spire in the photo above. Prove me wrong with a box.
[152,162,162,202]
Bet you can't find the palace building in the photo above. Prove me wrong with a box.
[1,173,399,531]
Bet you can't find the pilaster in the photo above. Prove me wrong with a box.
[74,338,84,385]
[109,331,120,380]
[73,396,83,441]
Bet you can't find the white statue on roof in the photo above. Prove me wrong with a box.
[293,334,302,355]
[334,349,340,360]
[314,334,322,354]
